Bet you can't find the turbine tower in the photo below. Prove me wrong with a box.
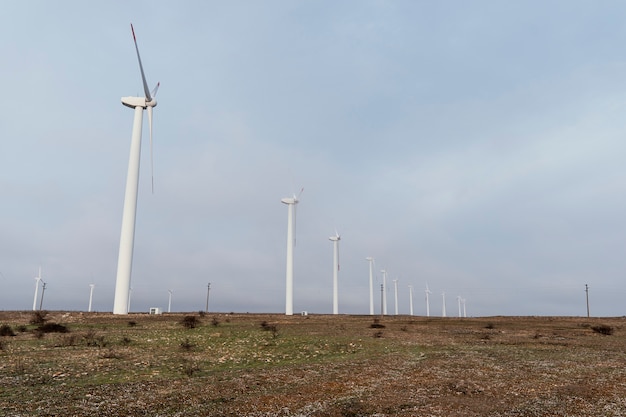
[88,284,95,312]
[425,284,432,317]
[113,24,160,315]
[441,291,447,317]
[281,192,299,315]
[168,289,173,313]
[380,269,388,315]
[329,231,341,315]
[457,296,462,318]
[365,257,374,315]
[408,285,414,316]
[392,279,399,315]
[32,266,42,311]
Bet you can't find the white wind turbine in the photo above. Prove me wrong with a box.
[380,269,388,315]
[457,296,462,318]
[441,291,447,317]
[88,284,95,312]
[329,231,341,315]
[408,285,414,316]
[32,266,42,311]
[392,279,399,315]
[462,298,467,317]
[168,289,173,313]
[425,284,432,317]
[365,257,375,315]
[281,190,301,316]
[113,24,160,315]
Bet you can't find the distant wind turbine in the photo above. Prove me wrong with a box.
[329,231,340,315]
[462,298,467,317]
[425,284,432,317]
[113,24,160,315]
[281,190,301,315]
[380,269,388,315]
[457,296,462,317]
[88,284,95,312]
[408,285,414,316]
[32,266,42,311]
[393,279,399,315]
[365,257,375,315]
[441,292,446,317]
[39,281,47,311]
[168,289,173,313]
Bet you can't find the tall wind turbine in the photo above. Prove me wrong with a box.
[281,192,300,315]
[408,285,414,316]
[365,257,374,315]
[168,289,173,313]
[441,291,447,317]
[329,231,341,315]
[88,284,95,312]
[113,24,160,315]
[425,284,432,317]
[392,279,399,315]
[380,269,388,315]
[457,296,462,318]
[32,266,42,311]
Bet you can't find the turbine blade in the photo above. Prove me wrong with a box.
[131,23,152,101]
[151,82,160,98]
[148,105,154,194]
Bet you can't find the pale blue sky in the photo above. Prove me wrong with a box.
[2,1,626,316]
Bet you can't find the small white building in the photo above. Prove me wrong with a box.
[149,307,162,315]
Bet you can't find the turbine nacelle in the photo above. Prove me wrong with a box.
[281,197,298,205]
[121,96,158,109]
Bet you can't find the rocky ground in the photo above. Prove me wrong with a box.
[1,311,625,416]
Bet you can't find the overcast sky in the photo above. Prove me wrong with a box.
[2,1,626,316]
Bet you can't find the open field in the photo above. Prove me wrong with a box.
[1,312,625,416]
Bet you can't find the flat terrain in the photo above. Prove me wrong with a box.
[1,311,625,416]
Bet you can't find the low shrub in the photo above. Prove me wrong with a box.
[181,315,200,329]
[370,319,385,329]
[30,311,48,325]
[0,324,15,337]
[37,323,69,333]
[591,325,614,336]
[180,338,195,351]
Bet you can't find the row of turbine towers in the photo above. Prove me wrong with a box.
[107,25,465,316]
[281,194,468,317]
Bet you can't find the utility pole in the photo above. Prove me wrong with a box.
[585,284,590,318]
[39,281,47,310]
[205,282,211,313]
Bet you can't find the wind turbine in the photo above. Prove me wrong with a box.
[462,298,467,317]
[39,281,47,311]
[88,284,95,312]
[457,296,462,318]
[329,231,340,315]
[365,257,375,315]
[441,291,447,317]
[380,269,388,315]
[113,24,160,315]
[408,285,414,316]
[32,266,42,311]
[392,279,399,315]
[425,284,432,317]
[281,190,301,315]
[168,289,173,313]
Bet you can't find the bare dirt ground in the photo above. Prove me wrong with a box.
[1,311,625,416]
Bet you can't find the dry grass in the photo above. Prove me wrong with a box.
[0,311,625,416]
